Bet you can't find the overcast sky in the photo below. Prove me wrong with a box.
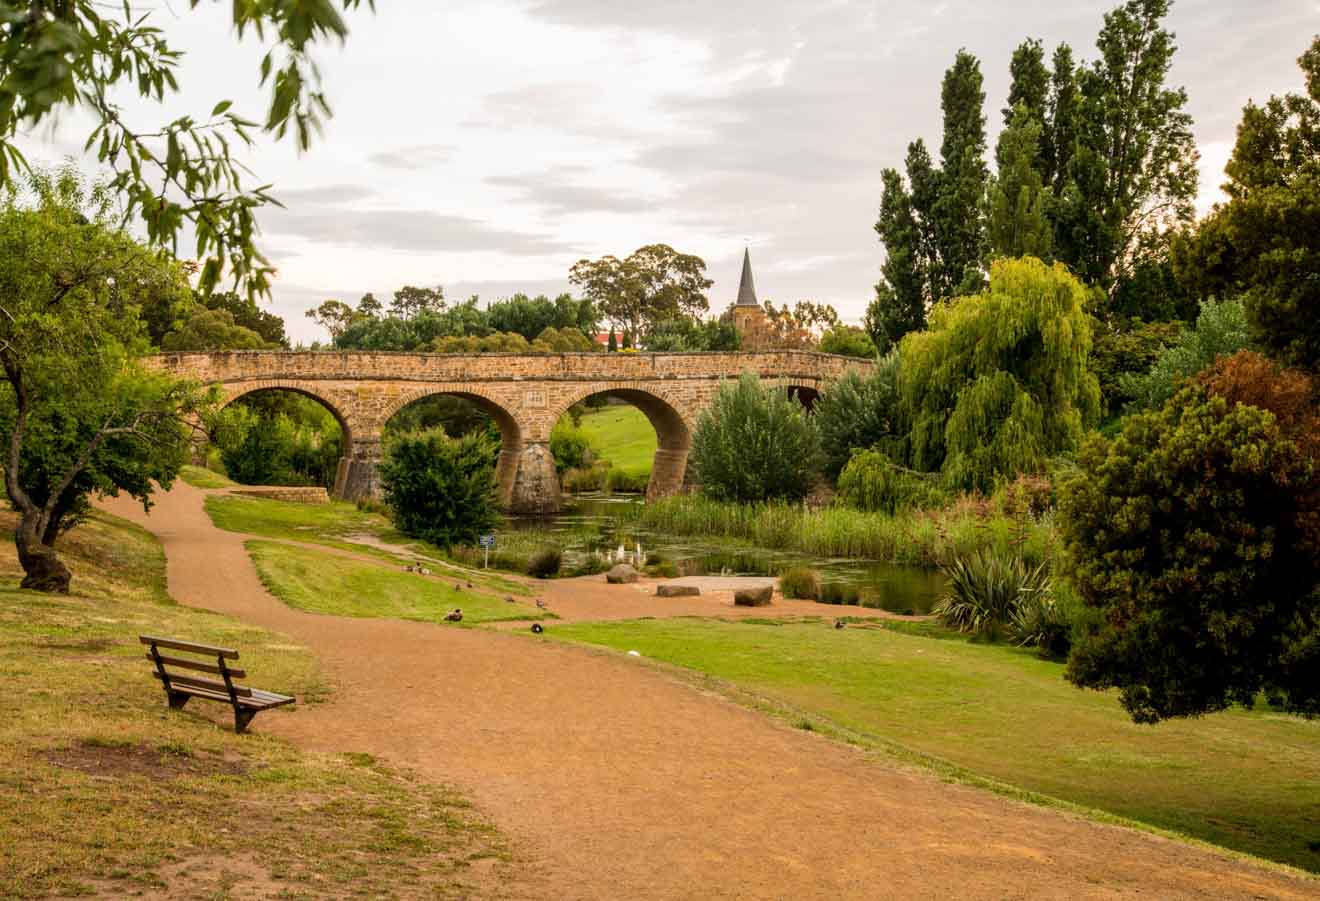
[21,0,1320,344]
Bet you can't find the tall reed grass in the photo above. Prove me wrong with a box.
[615,495,1056,568]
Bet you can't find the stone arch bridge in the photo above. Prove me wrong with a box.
[149,350,874,513]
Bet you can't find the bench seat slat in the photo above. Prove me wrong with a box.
[145,653,247,679]
[153,671,253,698]
[140,635,239,660]
[165,684,294,709]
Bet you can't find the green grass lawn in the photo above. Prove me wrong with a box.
[0,511,510,897]
[550,617,1320,873]
[206,494,531,595]
[578,404,656,477]
[178,464,236,489]
[248,540,549,625]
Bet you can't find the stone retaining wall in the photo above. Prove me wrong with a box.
[231,486,330,504]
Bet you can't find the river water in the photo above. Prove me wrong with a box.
[504,493,945,615]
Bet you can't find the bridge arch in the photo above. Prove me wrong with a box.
[379,385,530,509]
[214,380,356,495]
[549,382,698,503]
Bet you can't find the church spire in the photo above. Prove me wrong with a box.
[735,247,759,307]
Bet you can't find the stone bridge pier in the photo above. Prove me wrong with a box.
[151,350,873,514]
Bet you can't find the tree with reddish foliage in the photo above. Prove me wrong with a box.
[1060,351,1320,722]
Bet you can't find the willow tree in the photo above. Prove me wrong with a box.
[901,257,1100,491]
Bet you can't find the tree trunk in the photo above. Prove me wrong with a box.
[16,514,71,594]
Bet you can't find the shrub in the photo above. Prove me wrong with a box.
[778,566,821,600]
[1059,363,1320,722]
[993,474,1054,519]
[378,430,499,549]
[933,549,1051,642]
[646,560,679,578]
[836,449,948,514]
[605,468,650,494]
[569,554,611,576]
[819,324,877,358]
[355,497,392,518]
[691,373,822,503]
[815,355,902,481]
[550,419,592,474]
[1088,317,1183,415]
[1118,297,1252,411]
[1011,592,1072,660]
[562,464,610,493]
[901,257,1101,493]
[526,547,562,579]
[820,582,860,605]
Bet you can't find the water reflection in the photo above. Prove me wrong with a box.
[504,493,944,615]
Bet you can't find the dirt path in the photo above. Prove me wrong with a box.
[104,484,1317,900]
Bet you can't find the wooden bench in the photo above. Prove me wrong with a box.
[141,635,294,734]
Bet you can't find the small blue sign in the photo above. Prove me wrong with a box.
[479,534,496,548]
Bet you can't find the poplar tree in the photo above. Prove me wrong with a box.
[1053,0,1197,298]
[1004,39,1050,125]
[1044,44,1079,191]
[868,169,927,352]
[988,105,1053,259]
[933,50,990,298]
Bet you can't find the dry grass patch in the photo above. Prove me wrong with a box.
[0,511,512,898]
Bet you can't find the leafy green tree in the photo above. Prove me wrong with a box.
[1052,0,1197,300]
[643,316,740,351]
[1087,316,1183,415]
[531,326,598,352]
[818,325,876,358]
[1118,297,1252,411]
[815,355,903,481]
[487,293,597,341]
[389,285,445,320]
[1044,43,1079,190]
[0,0,371,299]
[1175,37,1320,371]
[1004,38,1049,126]
[199,291,288,347]
[868,166,928,352]
[607,329,617,352]
[901,257,1101,491]
[1060,354,1320,722]
[305,299,361,340]
[161,308,269,351]
[933,49,990,298]
[0,167,199,592]
[356,292,384,318]
[569,244,712,345]
[379,430,499,549]
[691,373,822,503]
[988,104,1053,260]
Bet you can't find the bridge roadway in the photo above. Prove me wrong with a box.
[148,350,874,513]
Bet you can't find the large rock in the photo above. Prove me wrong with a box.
[656,584,700,598]
[734,585,773,607]
[606,564,640,584]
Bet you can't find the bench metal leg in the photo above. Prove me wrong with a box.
[234,707,257,734]
[167,691,190,710]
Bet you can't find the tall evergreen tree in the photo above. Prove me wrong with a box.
[933,50,990,298]
[1004,39,1050,125]
[1053,0,1197,301]
[989,104,1054,259]
[1045,44,1079,191]
[868,169,927,352]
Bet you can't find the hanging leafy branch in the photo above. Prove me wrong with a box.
[0,0,373,299]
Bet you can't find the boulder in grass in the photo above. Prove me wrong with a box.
[656,584,700,598]
[734,585,773,607]
[606,564,640,584]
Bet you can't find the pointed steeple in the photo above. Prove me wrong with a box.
[735,247,759,307]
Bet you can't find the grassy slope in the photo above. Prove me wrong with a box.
[551,617,1320,873]
[0,512,510,898]
[178,464,236,489]
[577,404,656,477]
[204,494,530,595]
[248,540,549,625]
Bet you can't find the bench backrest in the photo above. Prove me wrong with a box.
[140,635,251,702]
